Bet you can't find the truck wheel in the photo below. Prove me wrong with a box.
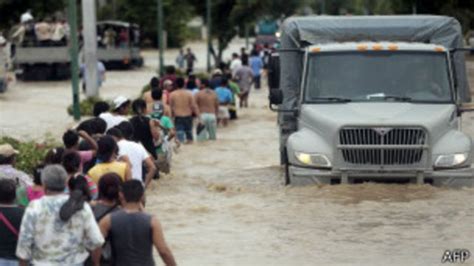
[283,150,291,185]
[280,149,286,165]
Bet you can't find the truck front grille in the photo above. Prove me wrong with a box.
[339,127,427,165]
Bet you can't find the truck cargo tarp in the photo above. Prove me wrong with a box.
[279,15,471,112]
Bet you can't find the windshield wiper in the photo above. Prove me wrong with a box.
[310,97,352,103]
[380,95,412,102]
[366,94,412,102]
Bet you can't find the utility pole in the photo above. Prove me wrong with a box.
[245,0,249,50]
[112,0,117,19]
[245,24,249,50]
[322,0,327,14]
[82,0,99,97]
[67,0,80,121]
[157,0,164,75]
[206,0,211,72]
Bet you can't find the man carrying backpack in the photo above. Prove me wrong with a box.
[149,89,175,174]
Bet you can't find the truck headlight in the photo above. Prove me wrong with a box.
[295,152,332,168]
[434,153,468,168]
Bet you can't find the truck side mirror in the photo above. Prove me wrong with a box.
[269,89,284,105]
[268,53,280,89]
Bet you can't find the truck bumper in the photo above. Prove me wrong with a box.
[289,165,474,187]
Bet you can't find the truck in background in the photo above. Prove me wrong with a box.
[254,18,279,51]
[268,16,474,187]
[13,20,144,81]
[96,21,144,69]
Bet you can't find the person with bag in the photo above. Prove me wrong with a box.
[62,151,98,200]
[16,165,104,266]
[148,89,175,174]
[0,178,24,266]
[86,173,122,266]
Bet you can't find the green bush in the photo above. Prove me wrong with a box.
[0,136,58,174]
[67,97,111,117]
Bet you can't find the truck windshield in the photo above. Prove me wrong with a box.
[304,51,452,103]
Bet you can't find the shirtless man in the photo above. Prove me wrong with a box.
[35,17,53,46]
[195,79,219,140]
[169,77,200,143]
[143,77,171,116]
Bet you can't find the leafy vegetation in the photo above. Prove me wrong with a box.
[0,136,59,174]
[7,0,470,84]
[0,0,472,60]
[97,0,194,47]
[67,96,108,117]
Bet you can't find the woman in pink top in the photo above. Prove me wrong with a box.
[16,165,45,207]
[62,129,98,170]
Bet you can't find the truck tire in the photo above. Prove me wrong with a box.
[280,149,286,165]
[283,149,291,185]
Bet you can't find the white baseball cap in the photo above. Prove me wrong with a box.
[20,12,34,23]
[212,69,222,76]
[113,96,130,110]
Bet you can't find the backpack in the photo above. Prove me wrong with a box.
[150,102,164,120]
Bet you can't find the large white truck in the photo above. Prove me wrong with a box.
[268,16,474,186]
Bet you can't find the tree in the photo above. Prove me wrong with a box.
[0,0,67,33]
[391,0,474,33]
[97,0,193,47]
[189,0,304,66]
[310,0,394,15]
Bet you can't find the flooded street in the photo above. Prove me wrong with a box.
[150,88,474,266]
[0,42,473,265]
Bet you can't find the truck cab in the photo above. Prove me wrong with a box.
[269,16,474,186]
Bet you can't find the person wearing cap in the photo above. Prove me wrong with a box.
[20,10,34,25]
[99,96,130,130]
[0,144,32,187]
[162,79,173,106]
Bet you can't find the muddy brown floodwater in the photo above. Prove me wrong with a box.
[1,45,473,265]
[148,88,474,266]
